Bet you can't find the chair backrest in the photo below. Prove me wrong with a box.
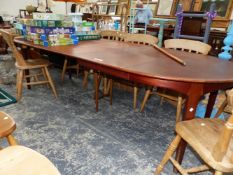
[124,33,158,46]
[100,30,118,40]
[164,39,211,55]
[0,29,26,66]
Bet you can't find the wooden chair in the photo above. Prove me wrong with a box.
[0,145,61,175]
[124,33,159,109]
[0,111,17,146]
[213,89,233,118]
[0,29,57,101]
[0,111,60,175]
[140,39,211,122]
[155,90,233,175]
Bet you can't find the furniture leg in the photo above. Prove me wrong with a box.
[44,67,57,98]
[94,72,99,112]
[155,135,181,175]
[16,69,24,101]
[83,70,89,89]
[175,90,202,170]
[103,77,108,95]
[205,91,218,118]
[176,96,183,122]
[133,86,138,110]
[140,89,151,112]
[6,134,17,145]
[157,21,165,47]
[24,69,31,89]
[61,58,68,83]
[214,98,227,118]
[109,79,113,105]
[42,67,49,88]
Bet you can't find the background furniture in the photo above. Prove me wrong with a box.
[150,18,175,47]
[155,96,233,174]
[174,3,215,43]
[0,29,57,101]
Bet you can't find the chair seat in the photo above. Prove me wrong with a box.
[176,118,233,172]
[0,111,16,138]
[0,145,60,175]
[15,58,50,69]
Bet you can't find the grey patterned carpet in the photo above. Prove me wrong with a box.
[1,68,213,175]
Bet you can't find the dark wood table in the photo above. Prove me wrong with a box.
[14,37,233,166]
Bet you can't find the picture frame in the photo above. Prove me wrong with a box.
[156,0,173,16]
[99,4,108,14]
[108,5,117,15]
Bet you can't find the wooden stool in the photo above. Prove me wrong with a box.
[0,111,17,146]
[0,145,60,175]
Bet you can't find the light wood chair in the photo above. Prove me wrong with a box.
[0,146,61,175]
[155,90,233,175]
[0,111,17,146]
[140,39,211,122]
[124,33,159,109]
[0,29,57,101]
[213,89,233,118]
[100,30,119,40]
[0,111,60,175]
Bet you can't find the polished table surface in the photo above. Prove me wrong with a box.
[14,38,233,83]
[14,37,233,166]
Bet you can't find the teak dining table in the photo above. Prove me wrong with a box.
[14,37,233,167]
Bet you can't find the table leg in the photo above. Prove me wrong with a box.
[174,91,202,171]
[204,91,218,118]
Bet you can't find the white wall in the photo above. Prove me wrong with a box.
[0,0,72,16]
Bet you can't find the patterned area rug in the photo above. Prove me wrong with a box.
[1,68,212,175]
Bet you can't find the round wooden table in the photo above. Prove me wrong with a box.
[14,37,233,166]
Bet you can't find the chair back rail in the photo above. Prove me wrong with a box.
[164,39,211,55]
[0,29,26,66]
[124,33,158,46]
[100,30,118,40]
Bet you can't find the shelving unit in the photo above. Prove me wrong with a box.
[92,3,128,31]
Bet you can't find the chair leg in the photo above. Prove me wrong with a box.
[61,58,68,83]
[133,86,138,110]
[43,67,58,98]
[214,171,223,175]
[155,135,181,175]
[176,96,183,122]
[103,77,108,95]
[140,89,152,112]
[16,69,24,101]
[82,70,89,89]
[109,79,113,105]
[94,72,99,112]
[6,134,17,145]
[214,99,227,118]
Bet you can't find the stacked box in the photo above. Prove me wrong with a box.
[15,13,79,47]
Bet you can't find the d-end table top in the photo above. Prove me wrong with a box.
[14,37,233,83]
